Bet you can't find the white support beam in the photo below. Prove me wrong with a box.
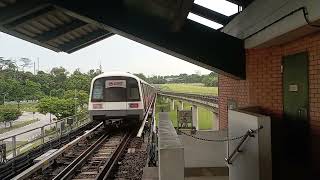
[192,105,199,130]
[213,112,219,131]
[180,101,184,110]
[171,99,175,111]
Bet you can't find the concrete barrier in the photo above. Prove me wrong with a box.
[158,112,184,180]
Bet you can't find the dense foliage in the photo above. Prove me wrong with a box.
[37,90,89,119]
[0,58,101,104]
[134,72,218,86]
[0,107,22,126]
[0,57,100,121]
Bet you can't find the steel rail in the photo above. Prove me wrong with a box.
[158,92,219,112]
[12,122,103,180]
[54,133,111,180]
[96,130,133,180]
[137,94,157,137]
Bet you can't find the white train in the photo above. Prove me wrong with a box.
[88,72,156,125]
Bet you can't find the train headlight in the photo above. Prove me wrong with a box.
[129,103,139,108]
[92,104,103,109]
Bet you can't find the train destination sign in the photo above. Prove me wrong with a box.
[105,80,126,88]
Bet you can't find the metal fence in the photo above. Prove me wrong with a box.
[0,113,90,161]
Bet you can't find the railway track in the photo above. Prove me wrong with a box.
[26,124,106,180]
[0,120,99,180]
[54,131,132,180]
[13,123,134,180]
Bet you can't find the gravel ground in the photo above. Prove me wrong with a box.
[111,130,150,180]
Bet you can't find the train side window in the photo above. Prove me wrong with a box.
[92,79,104,101]
[127,78,140,101]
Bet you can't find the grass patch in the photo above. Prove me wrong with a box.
[156,97,215,130]
[0,119,39,134]
[158,83,218,96]
[0,102,38,112]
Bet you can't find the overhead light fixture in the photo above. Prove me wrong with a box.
[187,13,223,29]
[194,0,238,16]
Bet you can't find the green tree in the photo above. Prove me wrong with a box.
[148,75,167,84]
[25,80,43,100]
[50,88,65,98]
[87,69,102,79]
[51,67,68,89]
[33,71,55,95]
[19,58,32,72]
[5,79,25,103]
[134,73,147,81]
[64,89,89,108]
[0,79,9,104]
[38,97,75,119]
[66,69,91,92]
[0,107,22,128]
[202,72,218,87]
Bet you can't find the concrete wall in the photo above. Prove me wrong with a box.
[222,0,320,48]
[228,109,272,180]
[218,31,320,131]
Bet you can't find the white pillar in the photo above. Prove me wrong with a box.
[213,112,219,131]
[171,99,175,111]
[192,105,199,130]
[180,101,184,110]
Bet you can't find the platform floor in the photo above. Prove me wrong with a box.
[186,176,228,180]
[179,130,228,168]
[142,167,229,180]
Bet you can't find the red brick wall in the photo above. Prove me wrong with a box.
[218,31,320,134]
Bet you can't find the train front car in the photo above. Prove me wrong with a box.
[88,72,154,126]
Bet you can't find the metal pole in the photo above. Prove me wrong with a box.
[50,90,52,123]
[2,93,6,104]
[60,122,63,136]
[41,126,45,144]
[74,89,77,122]
[55,121,58,138]
[12,136,16,158]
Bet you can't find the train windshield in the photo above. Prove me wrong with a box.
[91,77,140,102]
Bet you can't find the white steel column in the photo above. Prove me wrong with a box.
[171,99,175,111]
[180,101,184,110]
[213,112,219,131]
[192,105,199,130]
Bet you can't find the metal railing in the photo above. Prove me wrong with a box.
[159,91,219,104]
[0,113,90,161]
[137,94,157,137]
[225,126,263,165]
[158,91,219,112]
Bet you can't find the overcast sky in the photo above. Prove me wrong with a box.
[0,0,237,76]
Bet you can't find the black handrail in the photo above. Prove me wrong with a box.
[225,126,263,165]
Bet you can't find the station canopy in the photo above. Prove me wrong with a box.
[0,0,255,79]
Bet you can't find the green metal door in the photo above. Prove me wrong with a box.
[282,52,311,174]
[283,52,309,121]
